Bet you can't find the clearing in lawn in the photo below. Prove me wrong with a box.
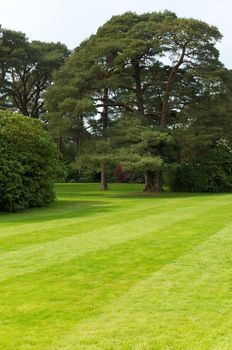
[0,183,232,350]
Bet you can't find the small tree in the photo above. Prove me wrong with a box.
[75,137,113,190]
[112,116,175,192]
[0,110,56,212]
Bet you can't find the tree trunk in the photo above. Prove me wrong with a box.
[56,136,63,161]
[143,170,163,192]
[159,45,187,190]
[154,170,163,192]
[100,88,109,191]
[143,170,155,192]
[132,60,145,117]
[161,44,187,128]
[100,161,108,191]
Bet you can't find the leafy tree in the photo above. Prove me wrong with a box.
[112,116,175,191]
[0,26,69,117]
[172,68,232,164]
[158,17,222,127]
[46,11,223,191]
[172,139,232,192]
[73,137,114,190]
[0,110,56,212]
[46,35,121,189]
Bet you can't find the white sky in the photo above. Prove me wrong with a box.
[1,0,232,68]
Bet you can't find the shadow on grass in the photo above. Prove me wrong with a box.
[111,190,232,200]
[1,186,231,225]
[0,200,115,225]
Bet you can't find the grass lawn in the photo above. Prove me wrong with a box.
[1,183,232,350]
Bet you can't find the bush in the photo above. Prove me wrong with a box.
[172,143,232,192]
[0,110,57,212]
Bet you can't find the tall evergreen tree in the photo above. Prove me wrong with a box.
[46,11,223,191]
[0,26,69,117]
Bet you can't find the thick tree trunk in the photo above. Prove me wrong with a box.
[143,170,155,192]
[100,161,108,191]
[154,170,163,192]
[143,170,163,192]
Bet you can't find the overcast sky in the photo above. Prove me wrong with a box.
[1,0,231,68]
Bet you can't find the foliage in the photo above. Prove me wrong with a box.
[111,116,176,190]
[65,161,100,183]
[172,141,232,192]
[113,165,140,183]
[0,110,56,212]
[0,13,229,193]
[0,26,69,117]
[45,11,224,191]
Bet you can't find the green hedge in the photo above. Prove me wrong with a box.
[0,110,57,212]
[172,144,232,192]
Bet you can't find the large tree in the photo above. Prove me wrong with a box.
[0,26,69,117]
[46,11,223,191]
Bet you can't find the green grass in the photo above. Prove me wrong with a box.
[1,183,232,350]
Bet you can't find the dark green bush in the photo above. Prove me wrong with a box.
[172,143,232,192]
[0,110,57,212]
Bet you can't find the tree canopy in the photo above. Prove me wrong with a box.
[0,12,231,196]
[45,11,229,191]
[0,26,69,117]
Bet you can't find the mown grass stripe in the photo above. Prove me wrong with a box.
[1,184,232,350]
[0,193,230,252]
[0,205,204,282]
[48,222,232,350]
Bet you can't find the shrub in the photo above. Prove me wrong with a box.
[0,110,57,212]
[172,143,232,192]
